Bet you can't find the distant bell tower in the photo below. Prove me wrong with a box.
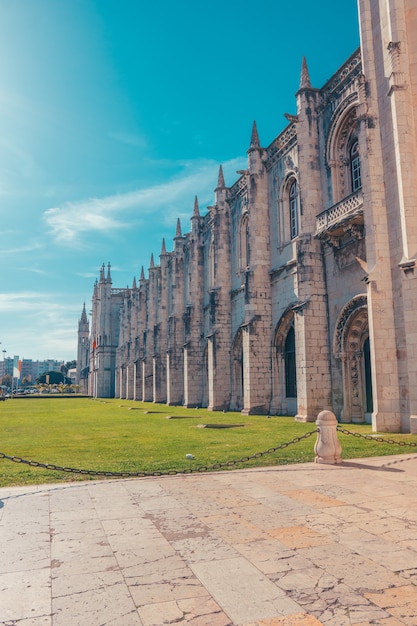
[76,303,89,393]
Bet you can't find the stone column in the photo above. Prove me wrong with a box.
[357,0,407,431]
[293,73,332,422]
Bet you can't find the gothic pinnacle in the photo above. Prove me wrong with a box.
[150,253,155,269]
[140,266,145,281]
[299,56,311,89]
[80,302,88,324]
[175,218,182,238]
[217,165,225,189]
[249,121,260,149]
[161,238,167,255]
[193,196,200,217]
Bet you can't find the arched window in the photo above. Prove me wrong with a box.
[350,140,361,192]
[239,215,250,270]
[326,104,360,202]
[208,241,215,289]
[289,181,300,239]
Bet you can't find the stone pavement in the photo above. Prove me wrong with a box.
[2,454,417,626]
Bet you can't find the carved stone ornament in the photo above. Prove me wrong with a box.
[343,223,364,239]
[334,294,367,356]
[326,235,341,249]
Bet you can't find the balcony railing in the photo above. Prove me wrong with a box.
[315,191,364,237]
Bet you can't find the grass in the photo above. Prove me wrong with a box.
[0,397,416,487]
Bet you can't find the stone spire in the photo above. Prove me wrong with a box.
[161,238,167,255]
[99,263,105,282]
[80,302,88,324]
[149,253,155,269]
[140,266,145,282]
[217,165,226,189]
[193,196,200,217]
[249,121,260,150]
[175,218,182,238]
[299,56,311,89]
[106,262,112,283]
[132,276,137,289]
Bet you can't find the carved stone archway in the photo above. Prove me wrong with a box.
[272,309,297,415]
[334,295,372,423]
[231,330,243,411]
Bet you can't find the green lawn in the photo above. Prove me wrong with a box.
[0,397,416,487]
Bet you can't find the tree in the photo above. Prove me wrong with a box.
[36,371,66,385]
[61,360,76,376]
[1,374,12,388]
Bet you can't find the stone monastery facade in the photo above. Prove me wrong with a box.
[78,0,417,433]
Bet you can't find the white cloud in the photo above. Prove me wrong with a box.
[42,156,246,243]
[0,292,79,360]
[0,243,43,256]
[0,291,75,313]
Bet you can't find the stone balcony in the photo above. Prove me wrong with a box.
[315,191,364,246]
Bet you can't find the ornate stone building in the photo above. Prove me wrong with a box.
[78,0,417,433]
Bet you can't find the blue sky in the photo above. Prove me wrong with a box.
[0,0,359,363]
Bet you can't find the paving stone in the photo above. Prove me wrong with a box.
[365,585,417,625]
[280,490,346,508]
[299,543,408,592]
[243,615,324,626]
[233,539,298,575]
[146,509,211,541]
[137,596,232,626]
[1,529,51,573]
[0,568,51,623]
[127,562,208,605]
[52,570,142,626]
[190,556,303,624]
[172,532,241,563]
[267,526,333,549]
[354,618,405,625]
[338,531,417,571]
[200,512,269,544]
[235,504,302,531]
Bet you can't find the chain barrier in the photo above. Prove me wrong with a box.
[0,428,318,479]
[337,425,417,448]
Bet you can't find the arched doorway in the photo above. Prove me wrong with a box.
[231,330,244,411]
[285,326,297,403]
[335,295,373,423]
[273,310,297,415]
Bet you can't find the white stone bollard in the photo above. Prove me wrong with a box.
[315,410,342,464]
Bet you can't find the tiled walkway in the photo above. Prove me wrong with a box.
[1,454,417,625]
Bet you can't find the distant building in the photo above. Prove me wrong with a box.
[67,368,77,384]
[79,0,417,433]
[0,357,64,385]
[0,357,13,380]
[76,303,90,393]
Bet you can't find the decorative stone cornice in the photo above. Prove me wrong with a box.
[265,123,297,170]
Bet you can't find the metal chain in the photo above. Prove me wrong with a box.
[337,425,417,447]
[0,428,318,478]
